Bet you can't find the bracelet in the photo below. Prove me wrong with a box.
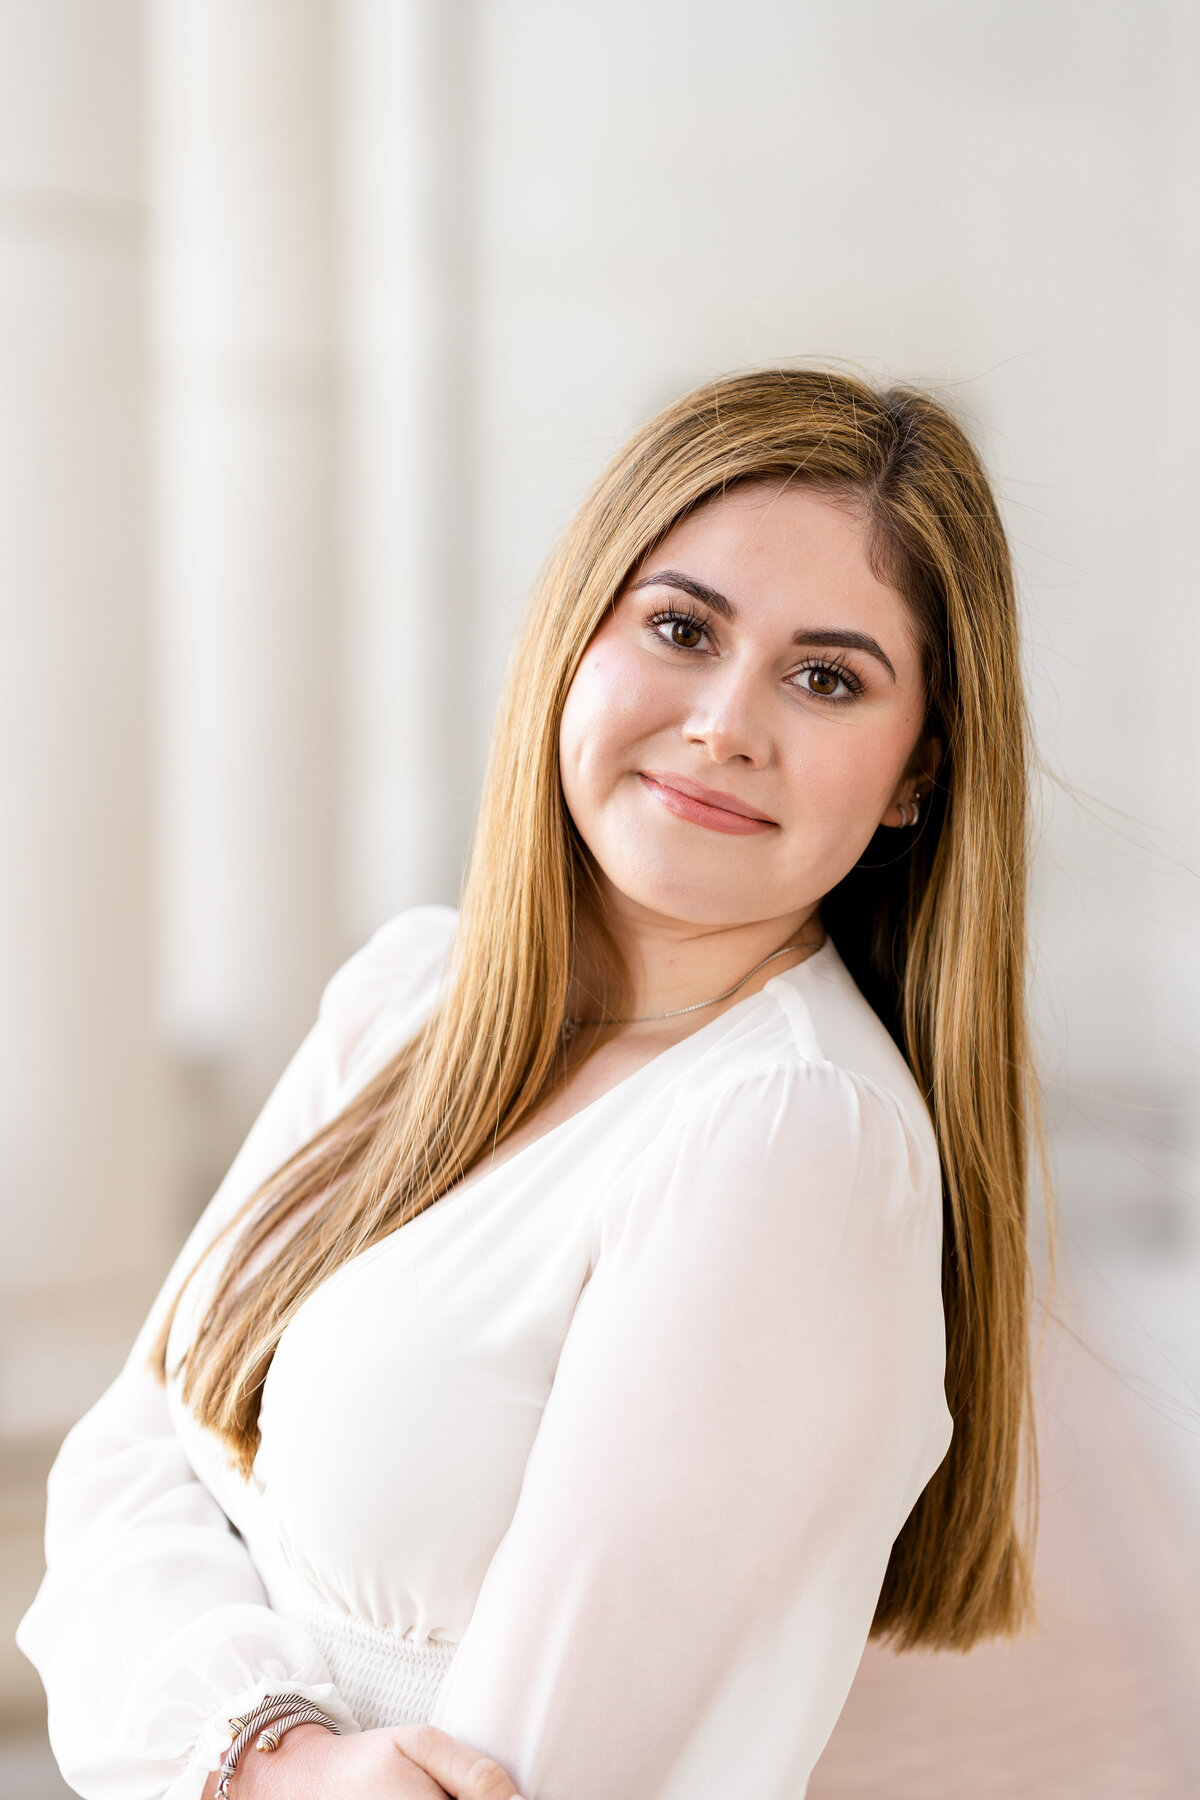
[215,1691,341,1797]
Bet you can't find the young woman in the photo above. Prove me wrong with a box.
[20,368,1038,1800]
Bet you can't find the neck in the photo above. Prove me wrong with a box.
[570,888,825,1034]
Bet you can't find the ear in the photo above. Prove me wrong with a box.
[913,733,945,789]
[882,734,945,830]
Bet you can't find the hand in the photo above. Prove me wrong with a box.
[202,1722,526,1800]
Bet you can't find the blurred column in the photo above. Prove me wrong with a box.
[338,0,478,945]
[1159,0,1200,1075]
[0,1,163,1441]
[148,1,340,1200]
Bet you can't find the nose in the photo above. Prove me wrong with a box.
[681,659,773,767]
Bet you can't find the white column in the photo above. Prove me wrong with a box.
[338,0,478,945]
[0,0,162,1444]
[148,1,340,1180]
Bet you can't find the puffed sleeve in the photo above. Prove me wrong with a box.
[16,907,457,1800]
[431,1058,954,1800]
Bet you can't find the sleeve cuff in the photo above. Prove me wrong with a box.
[119,1604,360,1798]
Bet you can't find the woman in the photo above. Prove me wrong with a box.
[19,367,1038,1800]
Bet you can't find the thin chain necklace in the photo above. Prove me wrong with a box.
[562,935,822,1042]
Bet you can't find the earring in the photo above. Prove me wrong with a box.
[908,792,921,826]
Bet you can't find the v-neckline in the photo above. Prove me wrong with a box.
[445,938,836,1201]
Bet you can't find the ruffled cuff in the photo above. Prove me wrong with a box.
[118,1604,360,1800]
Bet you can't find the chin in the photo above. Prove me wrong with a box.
[600,856,786,930]
[630,890,755,929]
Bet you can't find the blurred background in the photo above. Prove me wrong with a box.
[2,1,1199,1794]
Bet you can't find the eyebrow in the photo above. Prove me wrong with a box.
[628,568,898,682]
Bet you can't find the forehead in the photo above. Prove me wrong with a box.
[640,480,920,653]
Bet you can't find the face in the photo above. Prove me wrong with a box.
[558,481,939,932]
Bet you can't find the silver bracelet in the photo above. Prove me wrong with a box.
[215,1691,341,1797]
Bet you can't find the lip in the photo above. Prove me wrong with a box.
[638,770,778,836]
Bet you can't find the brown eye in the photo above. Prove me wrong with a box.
[650,612,709,651]
[793,663,856,701]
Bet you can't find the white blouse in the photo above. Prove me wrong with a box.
[19,905,953,1800]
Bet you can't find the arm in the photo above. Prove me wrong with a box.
[430,1060,953,1800]
[17,911,454,1800]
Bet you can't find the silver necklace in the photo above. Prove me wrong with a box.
[562,936,822,1042]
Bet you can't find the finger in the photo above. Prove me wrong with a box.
[389,1726,524,1800]
[388,1755,452,1800]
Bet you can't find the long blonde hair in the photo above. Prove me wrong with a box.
[155,366,1038,1650]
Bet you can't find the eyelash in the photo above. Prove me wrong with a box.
[645,606,865,702]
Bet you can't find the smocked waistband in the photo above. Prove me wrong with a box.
[297,1603,458,1730]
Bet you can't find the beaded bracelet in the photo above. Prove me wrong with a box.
[215,1691,341,1797]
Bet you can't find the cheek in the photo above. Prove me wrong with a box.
[559,636,671,784]
[781,711,922,843]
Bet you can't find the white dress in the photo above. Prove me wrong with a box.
[18,905,953,1800]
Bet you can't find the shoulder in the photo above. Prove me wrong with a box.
[680,938,944,1238]
[615,947,944,1277]
[661,939,939,1209]
[673,1053,939,1254]
[317,904,458,1094]
[766,937,937,1157]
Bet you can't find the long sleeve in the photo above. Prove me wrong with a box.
[16,908,455,1800]
[431,1058,953,1800]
